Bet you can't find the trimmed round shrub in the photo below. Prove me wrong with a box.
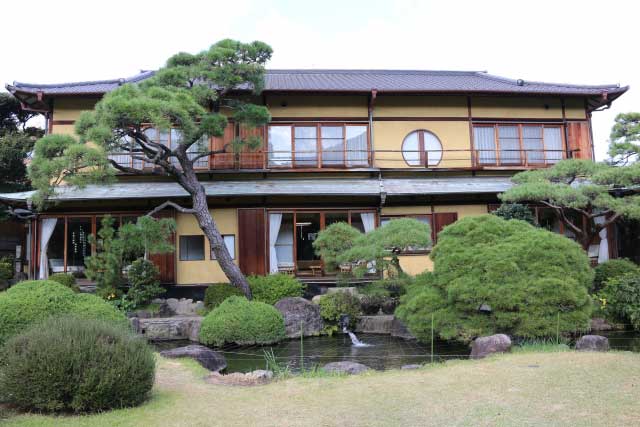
[318,292,362,334]
[593,259,640,293]
[199,296,285,346]
[0,280,128,345]
[49,273,80,292]
[204,283,245,309]
[126,258,164,307]
[599,274,640,330]
[396,215,594,343]
[248,274,305,305]
[0,316,155,413]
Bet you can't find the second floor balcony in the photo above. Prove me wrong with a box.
[108,122,577,173]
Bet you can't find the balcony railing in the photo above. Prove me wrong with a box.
[108,148,572,172]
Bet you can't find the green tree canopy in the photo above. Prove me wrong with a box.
[312,222,363,271]
[396,215,593,343]
[28,39,274,297]
[500,159,640,249]
[609,112,640,165]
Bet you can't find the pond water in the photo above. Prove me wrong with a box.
[152,330,640,374]
[153,333,470,373]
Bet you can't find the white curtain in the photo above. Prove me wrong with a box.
[523,125,544,164]
[38,218,58,280]
[346,126,368,166]
[361,213,375,233]
[473,127,496,164]
[544,127,563,164]
[598,227,609,263]
[269,213,283,273]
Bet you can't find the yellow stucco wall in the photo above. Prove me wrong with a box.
[51,124,76,135]
[564,98,587,119]
[471,96,563,119]
[398,255,433,276]
[175,209,238,285]
[53,98,98,121]
[266,95,368,117]
[373,120,472,168]
[375,95,468,117]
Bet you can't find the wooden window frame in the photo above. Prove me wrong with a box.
[140,125,211,170]
[267,123,371,169]
[401,130,443,168]
[179,235,205,261]
[472,123,566,167]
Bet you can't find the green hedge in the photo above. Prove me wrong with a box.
[204,283,245,309]
[593,259,640,293]
[599,274,640,329]
[0,280,128,345]
[199,296,285,346]
[49,273,80,292]
[248,274,305,305]
[0,316,155,413]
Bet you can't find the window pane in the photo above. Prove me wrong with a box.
[498,125,521,165]
[346,126,368,166]
[294,126,317,167]
[522,125,544,164]
[67,217,92,276]
[321,126,344,166]
[189,134,210,168]
[473,126,496,164]
[544,127,563,163]
[423,132,443,166]
[180,235,204,261]
[325,212,349,227]
[268,126,292,167]
[402,131,421,166]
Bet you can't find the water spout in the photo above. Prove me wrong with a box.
[342,324,372,348]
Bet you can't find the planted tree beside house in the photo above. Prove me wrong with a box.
[28,39,273,298]
[609,112,640,165]
[500,159,640,250]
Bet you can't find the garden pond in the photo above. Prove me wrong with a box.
[153,329,640,374]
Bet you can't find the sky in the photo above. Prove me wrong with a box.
[1,0,637,160]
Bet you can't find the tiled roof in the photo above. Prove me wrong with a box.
[7,69,626,96]
[0,176,513,204]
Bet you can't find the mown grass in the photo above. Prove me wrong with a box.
[4,351,640,427]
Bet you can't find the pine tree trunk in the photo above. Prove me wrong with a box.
[179,168,253,299]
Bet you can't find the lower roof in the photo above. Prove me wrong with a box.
[0,177,513,205]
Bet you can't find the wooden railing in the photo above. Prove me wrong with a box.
[108,148,572,172]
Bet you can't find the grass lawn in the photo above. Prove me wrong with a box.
[3,351,640,427]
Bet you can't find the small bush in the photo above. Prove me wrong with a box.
[0,256,13,281]
[318,292,362,334]
[49,273,79,292]
[491,203,536,225]
[204,283,245,309]
[599,274,640,330]
[199,296,285,346]
[359,294,385,315]
[0,316,155,413]
[126,258,164,308]
[0,280,128,345]
[248,274,305,305]
[593,259,640,293]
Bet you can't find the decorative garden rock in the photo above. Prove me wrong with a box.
[162,298,205,316]
[401,364,422,370]
[274,297,323,338]
[134,316,202,341]
[576,335,610,352]
[590,318,616,332]
[160,345,227,372]
[323,361,370,375]
[206,370,274,386]
[311,294,324,305]
[470,334,512,359]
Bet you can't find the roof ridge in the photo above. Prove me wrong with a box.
[479,72,621,90]
[12,70,155,89]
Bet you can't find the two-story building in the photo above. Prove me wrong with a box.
[1,69,628,296]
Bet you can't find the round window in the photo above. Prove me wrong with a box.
[401,130,443,167]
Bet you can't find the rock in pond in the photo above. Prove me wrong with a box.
[390,317,416,340]
[323,361,370,375]
[132,316,202,341]
[470,334,512,359]
[576,335,610,352]
[160,344,227,372]
[275,297,323,338]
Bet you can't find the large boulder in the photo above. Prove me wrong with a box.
[133,316,202,341]
[576,335,610,352]
[470,334,512,359]
[160,344,227,372]
[323,361,370,375]
[274,297,323,338]
[163,298,205,316]
[390,316,416,340]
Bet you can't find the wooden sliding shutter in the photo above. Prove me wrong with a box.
[239,125,265,169]
[567,122,593,160]
[149,210,176,284]
[432,212,458,242]
[238,208,266,275]
[210,123,235,169]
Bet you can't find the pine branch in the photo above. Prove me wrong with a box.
[146,200,196,217]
